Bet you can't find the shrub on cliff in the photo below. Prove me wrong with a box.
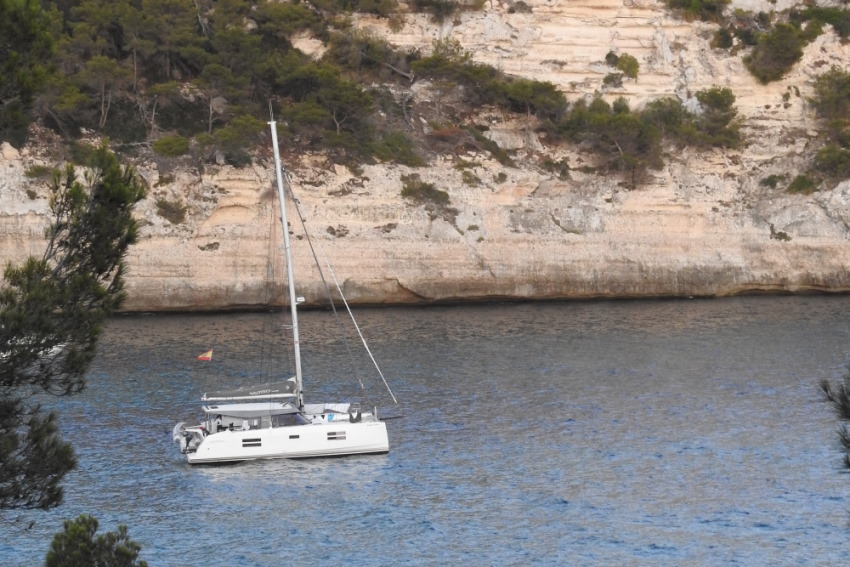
[557,96,663,187]
[689,87,743,148]
[401,173,449,205]
[152,135,189,158]
[666,0,730,23]
[810,67,850,180]
[814,145,850,179]
[744,23,807,84]
[793,6,850,39]
[811,67,850,143]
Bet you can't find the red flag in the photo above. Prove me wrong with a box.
[196,349,213,361]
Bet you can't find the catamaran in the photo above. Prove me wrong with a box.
[172,120,393,464]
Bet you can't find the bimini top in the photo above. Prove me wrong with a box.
[202,379,296,401]
[202,401,299,419]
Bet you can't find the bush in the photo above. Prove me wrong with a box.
[744,23,806,84]
[152,135,189,157]
[68,142,98,166]
[603,73,623,88]
[814,145,850,179]
[45,514,148,567]
[465,126,515,166]
[796,6,850,39]
[156,197,187,224]
[787,174,817,194]
[666,0,730,22]
[811,67,850,124]
[557,96,662,186]
[509,1,532,14]
[760,174,787,188]
[692,87,743,148]
[371,131,426,166]
[400,174,449,204]
[711,27,734,49]
[461,170,481,186]
[410,0,457,22]
[25,164,54,179]
[616,53,639,79]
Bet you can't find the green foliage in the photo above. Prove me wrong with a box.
[45,514,148,567]
[0,0,60,146]
[254,0,326,44]
[811,67,850,180]
[400,173,457,224]
[795,6,850,39]
[0,144,145,510]
[557,96,662,186]
[309,0,398,17]
[152,134,189,157]
[25,164,54,179]
[615,54,639,79]
[325,30,414,82]
[371,131,425,166]
[787,174,817,194]
[811,67,850,147]
[155,197,186,224]
[641,96,688,138]
[812,67,850,121]
[759,173,787,189]
[68,141,98,165]
[814,145,850,179]
[553,89,742,185]
[491,77,568,122]
[744,23,807,84]
[401,173,449,204]
[691,87,743,148]
[711,27,734,49]
[410,0,458,23]
[603,73,623,88]
[461,170,481,186]
[666,0,730,22]
[211,114,266,164]
[820,364,850,470]
[464,126,515,167]
[541,157,570,179]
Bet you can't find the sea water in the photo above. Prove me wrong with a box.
[1,296,848,566]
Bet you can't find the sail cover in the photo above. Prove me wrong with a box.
[202,379,296,401]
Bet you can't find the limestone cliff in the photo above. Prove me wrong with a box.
[1,0,849,312]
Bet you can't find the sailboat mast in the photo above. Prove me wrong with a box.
[269,121,304,409]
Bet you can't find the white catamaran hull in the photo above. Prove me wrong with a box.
[184,420,389,464]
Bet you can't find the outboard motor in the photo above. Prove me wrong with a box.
[172,423,189,453]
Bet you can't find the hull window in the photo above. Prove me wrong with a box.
[242,438,261,448]
[327,431,347,441]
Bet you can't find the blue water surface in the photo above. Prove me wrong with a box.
[1,296,849,566]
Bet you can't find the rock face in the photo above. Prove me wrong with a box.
[2,0,850,312]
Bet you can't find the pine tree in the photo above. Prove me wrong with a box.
[0,143,146,511]
[45,514,148,567]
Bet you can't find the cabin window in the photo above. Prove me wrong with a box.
[272,413,310,427]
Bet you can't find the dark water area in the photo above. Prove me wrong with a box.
[1,296,849,566]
